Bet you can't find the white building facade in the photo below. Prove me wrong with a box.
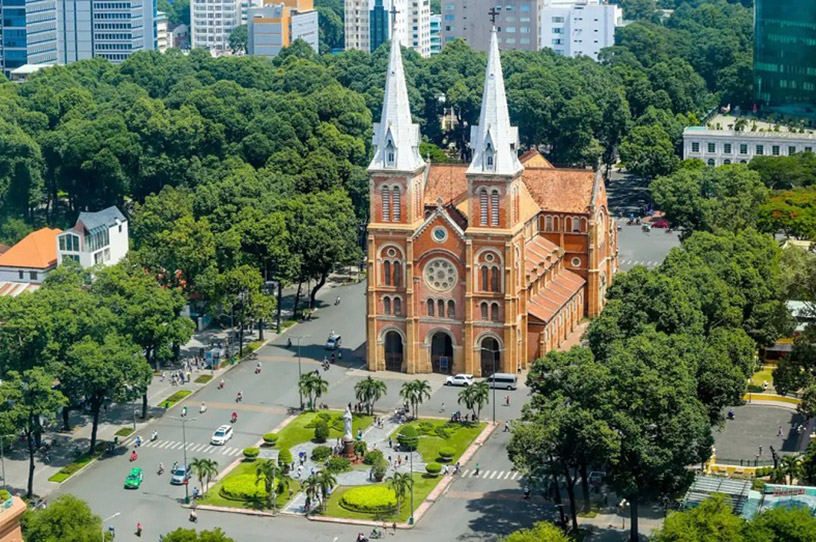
[683,127,816,167]
[539,0,621,60]
[191,0,240,54]
[156,10,168,51]
[57,206,129,268]
[344,0,430,57]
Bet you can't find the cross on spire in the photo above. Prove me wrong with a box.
[389,4,400,33]
[488,6,499,25]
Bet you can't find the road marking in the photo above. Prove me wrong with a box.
[488,471,497,479]
[220,447,233,455]
[512,472,520,480]
[160,441,174,449]
[191,444,206,452]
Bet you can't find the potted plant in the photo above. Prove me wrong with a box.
[371,456,388,482]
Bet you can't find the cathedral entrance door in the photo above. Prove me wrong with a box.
[431,332,453,374]
[384,331,404,372]
[480,337,501,377]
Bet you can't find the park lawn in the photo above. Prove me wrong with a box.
[198,460,300,511]
[322,473,438,522]
[749,367,775,392]
[114,427,134,437]
[275,411,373,451]
[391,419,485,464]
[161,390,192,409]
[194,374,213,384]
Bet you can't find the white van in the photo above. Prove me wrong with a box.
[486,373,517,390]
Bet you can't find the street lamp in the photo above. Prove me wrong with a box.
[290,335,310,410]
[619,498,629,530]
[479,346,506,424]
[101,512,120,542]
[170,415,197,504]
[409,444,414,526]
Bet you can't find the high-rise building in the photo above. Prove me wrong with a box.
[345,0,430,57]
[344,0,369,51]
[191,0,240,54]
[440,0,538,52]
[156,10,168,51]
[247,0,318,58]
[429,13,440,54]
[539,0,621,60]
[754,0,816,110]
[368,0,388,53]
[1,0,154,76]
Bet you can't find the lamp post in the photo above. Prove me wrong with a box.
[170,415,196,504]
[479,346,506,424]
[409,445,414,525]
[101,512,120,542]
[619,498,628,530]
[290,335,310,410]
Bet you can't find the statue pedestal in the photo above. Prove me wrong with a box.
[342,437,355,458]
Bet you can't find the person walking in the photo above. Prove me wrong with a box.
[440,402,445,413]
[504,421,510,432]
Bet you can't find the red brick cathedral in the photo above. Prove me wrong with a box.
[365,30,618,375]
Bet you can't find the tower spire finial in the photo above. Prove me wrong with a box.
[368,38,425,173]
[466,27,521,177]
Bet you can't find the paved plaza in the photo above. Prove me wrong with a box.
[713,404,812,462]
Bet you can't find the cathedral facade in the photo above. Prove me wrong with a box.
[365,30,618,375]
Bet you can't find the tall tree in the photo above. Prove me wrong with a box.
[21,495,107,542]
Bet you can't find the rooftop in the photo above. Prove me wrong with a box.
[0,228,62,269]
[75,206,126,233]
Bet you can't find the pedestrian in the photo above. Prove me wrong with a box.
[161,372,166,382]
[763,381,768,391]
[388,455,392,466]
[393,522,397,534]
[398,456,402,467]
[388,437,393,448]
[778,426,783,437]
[505,395,510,406]
[504,421,510,432]
[759,445,763,456]
[475,463,480,476]
[443,464,449,475]
[440,402,445,413]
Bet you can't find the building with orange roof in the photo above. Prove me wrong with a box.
[0,228,62,284]
[365,31,617,376]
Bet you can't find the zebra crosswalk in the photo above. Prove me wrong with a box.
[460,469,523,481]
[122,437,243,457]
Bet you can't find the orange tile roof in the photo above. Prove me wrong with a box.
[527,269,585,323]
[522,168,595,214]
[525,236,560,276]
[0,228,62,269]
[0,281,40,296]
[425,164,468,207]
[519,149,554,169]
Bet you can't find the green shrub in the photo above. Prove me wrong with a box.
[353,440,367,456]
[326,456,352,473]
[398,426,419,450]
[317,412,331,421]
[752,478,767,492]
[371,456,388,481]
[221,474,268,500]
[311,445,332,461]
[363,449,383,466]
[425,462,442,476]
[755,467,773,477]
[417,421,433,435]
[340,486,397,514]
[438,447,455,462]
[243,447,260,460]
[262,433,279,446]
[434,426,452,439]
[331,415,345,432]
[279,448,292,467]
[314,420,329,442]
[0,489,10,502]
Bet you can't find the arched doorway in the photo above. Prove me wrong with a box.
[384,331,404,372]
[480,337,500,377]
[431,332,453,374]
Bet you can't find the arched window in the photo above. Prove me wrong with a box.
[513,187,519,224]
[392,186,401,221]
[491,191,499,226]
[581,218,587,232]
[447,300,455,318]
[565,217,572,232]
[485,142,495,170]
[438,299,445,317]
[415,187,421,218]
[480,302,488,320]
[724,159,731,165]
[545,215,553,231]
[491,266,500,292]
[481,266,489,291]
[382,187,391,221]
[393,264,401,287]
[383,261,391,286]
[480,189,488,226]
[384,297,391,315]
[385,140,395,167]
[707,158,715,167]
[491,303,499,322]
[394,297,402,316]
[572,217,580,233]
[553,216,560,231]
[427,299,435,316]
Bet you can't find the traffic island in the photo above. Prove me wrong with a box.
[196,459,301,512]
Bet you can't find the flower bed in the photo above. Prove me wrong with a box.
[339,486,397,514]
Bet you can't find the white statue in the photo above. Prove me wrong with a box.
[343,405,353,441]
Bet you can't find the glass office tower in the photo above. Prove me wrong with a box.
[754,0,816,109]
[0,0,58,75]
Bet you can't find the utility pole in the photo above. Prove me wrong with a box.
[170,415,196,504]
[290,335,310,410]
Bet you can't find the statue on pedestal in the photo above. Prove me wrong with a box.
[343,405,353,441]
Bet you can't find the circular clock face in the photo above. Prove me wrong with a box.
[424,259,457,292]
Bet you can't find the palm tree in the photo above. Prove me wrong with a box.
[256,459,280,511]
[399,381,415,416]
[458,381,489,420]
[782,455,803,485]
[388,471,414,514]
[303,473,321,512]
[190,457,220,493]
[355,377,388,415]
[316,469,338,506]
[409,379,431,419]
[299,372,329,410]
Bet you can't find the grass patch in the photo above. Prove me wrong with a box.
[48,442,108,483]
[281,320,297,331]
[275,411,373,451]
[194,374,213,384]
[114,427,134,437]
[578,506,600,518]
[197,460,300,510]
[249,340,264,350]
[389,419,485,464]
[750,367,774,390]
[322,473,438,522]
[161,390,192,409]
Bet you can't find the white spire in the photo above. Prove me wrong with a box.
[369,39,425,173]
[467,28,521,177]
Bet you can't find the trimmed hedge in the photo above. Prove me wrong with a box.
[279,448,292,466]
[243,447,260,460]
[326,456,352,473]
[221,474,268,500]
[311,445,332,461]
[340,486,397,514]
[363,449,383,466]
[438,447,455,462]
[262,433,279,446]
[425,462,442,476]
[314,420,329,442]
[398,425,419,450]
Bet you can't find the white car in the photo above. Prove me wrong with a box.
[445,374,474,387]
[210,425,234,446]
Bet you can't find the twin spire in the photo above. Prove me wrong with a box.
[369,28,520,177]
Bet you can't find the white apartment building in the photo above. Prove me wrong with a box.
[56,206,129,268]
[539,0,621,60]
[683,127,816,167]
[157,11,169,52]
[344,0,370,51]
[191,0,241,54]
[345,0,430,57]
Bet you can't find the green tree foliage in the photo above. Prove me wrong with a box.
[503,521,569,542]
[21,495,106,542]
[757,188,816,240]
[354,376,388,415]
[749,152,816,190]
[651,494,745,542]
[228,25,248,55]
[157,0,190,26]
[161,528,235,542]
[619,123,679,178]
